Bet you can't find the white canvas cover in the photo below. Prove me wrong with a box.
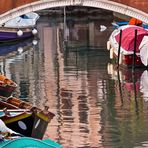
[140,70,148,101]
[3,12,39,28]
[139,36,148,66]
[24,12,39,20]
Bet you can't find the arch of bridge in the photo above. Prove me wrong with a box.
[0,0,147,24]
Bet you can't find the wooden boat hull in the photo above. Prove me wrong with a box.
[0,85,16,97]
[0,29,33,42]
[0,98,55,139]
[112,52,143,68]
[4,112,50,139]
[0,75,17,97]
[109,45,144,68]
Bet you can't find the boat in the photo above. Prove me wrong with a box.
[112,21,148,29]
[0,137,63,148]
[0,119,63,148]
[0,96,55,139]
[107,25,148,68]
[0,75,17,97]
[0,12,39,42]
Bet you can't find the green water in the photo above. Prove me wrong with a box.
[1,12,148,148]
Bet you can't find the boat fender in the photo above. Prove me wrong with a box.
[32,28,38,35]
[107,41,111,50]
[100,25,107,32]
[107,63,114,75]
[17,47,23,54]
[17,30,23,36]
[107,63,112,75]
[32,40,38,45]
[119,54,122,65]
[110,47,114,59]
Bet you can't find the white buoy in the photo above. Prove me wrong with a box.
[32,28,38,35]
[107,41,111,50]
[32,40,38,45]
[17,30,23,36]
[100,25,107,32]
[107,63,111,75]
[17,47,23,54]
[110,47,114,59]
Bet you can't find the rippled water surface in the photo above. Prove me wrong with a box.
[2,12,148,148]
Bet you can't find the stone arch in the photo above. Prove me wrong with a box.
[0,0,147,24]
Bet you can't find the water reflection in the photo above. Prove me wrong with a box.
[2,11,148,148]
[38,13,113,147]
[108,63,148,147]
[107,63,148,103]
[140,70,148,101]
[0,38,39,101]
[0,38,36,67]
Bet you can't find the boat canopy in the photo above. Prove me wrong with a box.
[139,36,148,66]
[2,12,39,28]
[115,26,148,52]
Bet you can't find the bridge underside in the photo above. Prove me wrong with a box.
[111,0,148,14]
[0,0,147,24]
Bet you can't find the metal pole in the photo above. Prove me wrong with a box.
[64,6,66,41]
[117,29,122,68]
[132,29,137,70]
[63,6,67,50]
[117,69,123,105]
[132,71,138,113]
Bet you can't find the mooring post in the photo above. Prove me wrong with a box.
[132,29,137,70]
[117,29,122,68]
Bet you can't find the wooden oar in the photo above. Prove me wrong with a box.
[0,109,31,112]
[0,96,55,118]
[0,95,32,109]
[0,95,10,101]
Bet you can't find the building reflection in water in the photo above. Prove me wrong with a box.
[0,38,38,101]
[107,63,148,147]
[0,10,108,146]
[1,8,148,147]
[38,12,113,147]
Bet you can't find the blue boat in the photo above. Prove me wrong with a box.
[0,137,63,148]
[0,29,33,42]
[0,12,39,42]
[112,21,148,29]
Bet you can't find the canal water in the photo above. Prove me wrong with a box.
[1,9,148,148]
